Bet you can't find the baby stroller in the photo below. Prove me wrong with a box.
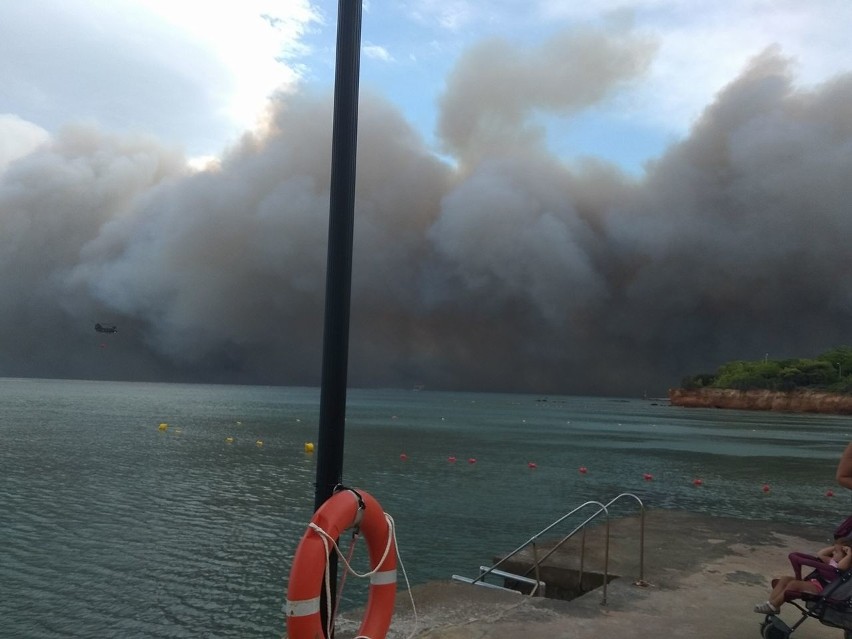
[759,557,852,638]
[760,516,852,639]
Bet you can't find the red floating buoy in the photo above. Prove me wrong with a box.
[447,456,457,463]
[468,457,477,464]
[692,478,703,486]
[762,484,770,493]
[643,473,653,481]
[826,489,835,497]
[528,462,537,469]
[579,466,588,474]
[399,453,408,461]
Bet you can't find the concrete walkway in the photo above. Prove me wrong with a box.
[336,510,846,638]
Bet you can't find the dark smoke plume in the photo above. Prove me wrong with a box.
[2,31,851,396]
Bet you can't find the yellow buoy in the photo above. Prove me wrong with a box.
[256,440,264,447]
[158,423,168,431]
[225,436,234,444]
[304,442,315,453]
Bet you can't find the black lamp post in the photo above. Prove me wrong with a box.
[312,0,363,632]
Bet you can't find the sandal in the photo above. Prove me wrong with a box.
[754,601,779,614]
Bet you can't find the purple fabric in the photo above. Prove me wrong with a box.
[788,552,839,582]
[836,515,852,539]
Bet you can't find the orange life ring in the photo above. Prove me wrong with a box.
[285,488,397,639]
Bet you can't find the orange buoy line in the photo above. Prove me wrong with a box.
[285,487,397,639]
[403,453,839,498]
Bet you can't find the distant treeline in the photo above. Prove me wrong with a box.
[682,347,852,394]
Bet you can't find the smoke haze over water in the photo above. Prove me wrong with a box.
[2,33,852,396]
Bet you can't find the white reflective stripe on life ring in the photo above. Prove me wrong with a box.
[285,596,321,617]
[370,569,397,586]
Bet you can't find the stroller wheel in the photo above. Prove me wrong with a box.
[761,621,791,639]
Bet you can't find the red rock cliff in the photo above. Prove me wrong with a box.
[668,388,852,415]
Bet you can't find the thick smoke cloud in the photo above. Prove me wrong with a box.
[438,25,657,164]
[2,32,851,396]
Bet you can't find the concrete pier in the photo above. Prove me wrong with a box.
[335,509,845,638]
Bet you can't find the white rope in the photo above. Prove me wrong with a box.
[308,512,419,639]
[333,532,360,629]
[309,515,393,579]
[385,513,419,639]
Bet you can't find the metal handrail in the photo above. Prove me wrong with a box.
[530,494,645,580]
[467,493,645,605]
[471,500,609,585]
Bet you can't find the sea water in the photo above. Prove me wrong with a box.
[2,378,851,637]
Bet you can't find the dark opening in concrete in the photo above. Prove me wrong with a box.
[497,561,618,601]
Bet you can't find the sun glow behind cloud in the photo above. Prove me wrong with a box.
[127,0,323,150]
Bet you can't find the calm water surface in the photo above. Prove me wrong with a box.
[2,378,851,637]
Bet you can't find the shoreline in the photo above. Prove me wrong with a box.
[669,387,852,415]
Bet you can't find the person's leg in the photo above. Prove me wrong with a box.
[755,576,795,613]
[770,578,821,609]
[770,575,795,599]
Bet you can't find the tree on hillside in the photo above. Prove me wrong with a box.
[817,346,852,382]
[682,347,852,394]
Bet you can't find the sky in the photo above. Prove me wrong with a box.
[2,0,852,396]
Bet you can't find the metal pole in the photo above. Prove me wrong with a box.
[313,0,363,633]
[314,0,363,515]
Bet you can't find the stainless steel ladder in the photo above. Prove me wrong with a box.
[451,493,645,605]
